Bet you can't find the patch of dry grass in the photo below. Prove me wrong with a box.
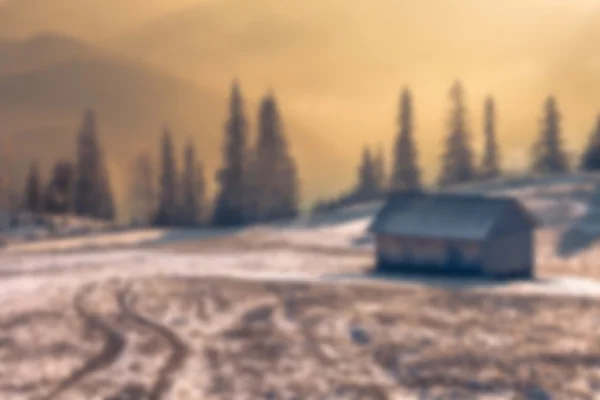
[128,277,600,399]
[2,271,600,399]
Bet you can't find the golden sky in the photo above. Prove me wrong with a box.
[2,0,600,190]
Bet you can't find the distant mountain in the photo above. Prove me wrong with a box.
[0,33,350,214]
[0,32,106,77]
[0,0,190,41]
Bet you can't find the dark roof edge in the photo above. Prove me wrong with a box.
[367,191,538,235]
[507,199,540,228]
[389,189,536,205]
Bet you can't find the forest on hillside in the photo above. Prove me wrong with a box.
[8,79,600,228]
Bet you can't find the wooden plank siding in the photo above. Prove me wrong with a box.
[483,231,534,278]
[375,232,534,278]
[375,234,484,275]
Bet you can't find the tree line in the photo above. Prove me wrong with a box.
[315,80,600,211]
[19,81,301,228]
[22,110,115,221]
[18,78,600,223]
[211,84,299,226]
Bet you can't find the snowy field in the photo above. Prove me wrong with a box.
[3,174,600,398]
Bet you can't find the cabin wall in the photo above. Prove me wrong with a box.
[375,234,483,273]
[483,231,534,277]
[376,234,447,262]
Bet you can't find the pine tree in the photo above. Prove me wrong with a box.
[23,161,42,213]
[279,149,300,219]
[74,109,100,216]
[391,88,421,190]
[244,137,268,224]
[252,92,278,221]
[438,80,476,186]
[44,160,74,214]
[243,147,259,224]
[180,140,201,226]
[213,80,249,226]
[195,160,206,224]
[0,137,19,216]
[128,152,155,225]
[531,96,570,174]
[373,145,386,192]
[579,115,600,171]
[252,91,300,221]
[97,158,116,221]
[355,146,378,198]
[153,127,178,226]
[480,96,501,179]
[73,109,115,220]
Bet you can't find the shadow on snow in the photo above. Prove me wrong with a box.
[322,269,538,292]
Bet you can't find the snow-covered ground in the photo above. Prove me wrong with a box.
[3,174,600,399]
[5,173,599,253]
[3,173,600,288]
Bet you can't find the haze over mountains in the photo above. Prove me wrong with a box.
[1,0,600,212]
[0,32,348,212]
[0,0,200,40]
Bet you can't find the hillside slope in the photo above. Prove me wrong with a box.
[8,173,600,273]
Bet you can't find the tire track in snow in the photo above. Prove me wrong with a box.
[41,283,126,400]
[117,285,189,400]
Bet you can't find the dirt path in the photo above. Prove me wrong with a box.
[40,283,126,400]
[117,285,189,400]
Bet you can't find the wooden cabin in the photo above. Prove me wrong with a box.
[369,191,538,279]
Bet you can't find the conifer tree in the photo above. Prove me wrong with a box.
[44,160,74,214]
[480,96,501,179]
[279,150,300,219]
[153,127,179,226]
[180,140,201,226]
[128,152,155,225]
[531,96,570,174]
[438,81,476,186]
[23,161,42,213]
[213,80,249,226]
[97,159,116,221]
[73,109,115,220]
[391,88,421,190]
[355,146,378,198]
[580,115,600,171]
[73,109,99,216]
[243,147,259,224]
[373,145,387,192]
[0,137,19,215]
[195,160,206,224]
[252,91,299,221]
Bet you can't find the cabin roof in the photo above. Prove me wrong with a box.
[369,190,537,241]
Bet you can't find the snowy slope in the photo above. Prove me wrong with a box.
[239,174,600,253]
[2,173,600,297]
[5,173,600,254]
